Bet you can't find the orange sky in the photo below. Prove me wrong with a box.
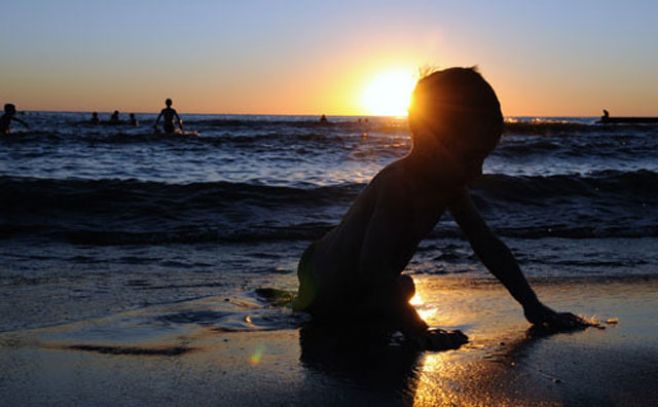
[1,2,657,116]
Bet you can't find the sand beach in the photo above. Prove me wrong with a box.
[2,276,657,406]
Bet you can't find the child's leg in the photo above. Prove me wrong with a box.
[391,276,468,350]
[362,275,428,332]
[391,275,429,333]
[292,243,318,312]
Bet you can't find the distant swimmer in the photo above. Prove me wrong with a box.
[153,98,183,134]
[90,112,100,125]
[109,110,121,124]
[1,103,29,135]
[602,109,610,119]
[129,113,139,127]
[319,114,329,124]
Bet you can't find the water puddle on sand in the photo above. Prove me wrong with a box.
[0,287,307,356]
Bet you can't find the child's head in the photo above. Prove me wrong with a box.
[408,67,503,181]
[4,104,16,115]
[165,98,173,107]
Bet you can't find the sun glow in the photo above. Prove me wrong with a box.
[410,293,424,306]
[360,69,416,117]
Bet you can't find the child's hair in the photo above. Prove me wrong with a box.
[408,67,503,148]
[165,98,173,106]
[4,103,16,114]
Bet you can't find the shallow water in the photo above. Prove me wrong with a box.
[1,113,657,332]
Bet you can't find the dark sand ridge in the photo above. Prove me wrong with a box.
[1,277,657,406]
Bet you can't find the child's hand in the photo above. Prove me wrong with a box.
[407,328,468,351]
[524,302,591,331]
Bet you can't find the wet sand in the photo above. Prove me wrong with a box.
[1,277,657,406]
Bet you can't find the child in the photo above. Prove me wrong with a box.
[153,98,183,134]
[1,103,29,135]
[293,67,588,349]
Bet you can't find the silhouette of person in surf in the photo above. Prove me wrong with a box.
[319,114,329,124]
[129,113,138,127]
[293,67,592,350]
[90,112,100,125]
[153,98,183,134]
[1,103,29,135]
[109,110,121,124]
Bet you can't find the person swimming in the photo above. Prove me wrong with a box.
[129,113,139,127]
[90,112,100,125]
[153,98,183,134]
[109,110,121,124]
[1,103,29,135]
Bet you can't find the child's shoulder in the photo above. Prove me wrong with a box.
[366,160,418,201]
[369,160,408,188]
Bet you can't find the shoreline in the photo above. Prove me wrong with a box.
[1,277,657,406]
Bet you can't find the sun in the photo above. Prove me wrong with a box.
[360,69,416,117]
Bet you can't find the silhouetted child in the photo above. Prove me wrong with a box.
[129,113,139,127]
[293,67,589,349]
[1,103,29,135]
[154,98,183,133]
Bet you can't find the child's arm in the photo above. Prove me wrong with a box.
[448,188,588,329]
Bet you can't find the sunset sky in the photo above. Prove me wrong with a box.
[1,1,657,116]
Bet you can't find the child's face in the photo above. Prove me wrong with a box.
[444,133,498,184]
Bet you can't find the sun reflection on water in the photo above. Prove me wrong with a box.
[410,292,424,306]
[410,287,438,324]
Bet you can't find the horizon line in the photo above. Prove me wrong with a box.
[19,109,609,119]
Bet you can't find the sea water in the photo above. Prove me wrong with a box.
[1,113,656,332]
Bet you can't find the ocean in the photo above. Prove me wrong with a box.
[1,112,657,333]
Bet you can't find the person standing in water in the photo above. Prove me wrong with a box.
[153,98,183,134]
[90,112,100,125]
[109,110,121,124]
[1,103,29,135]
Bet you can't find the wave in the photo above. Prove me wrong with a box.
[4,222,655,246]
[1,170,655,244]
[0,129,394,152]
[0,176,363,208]
[504,119,658,135]
[472,169,657,200]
